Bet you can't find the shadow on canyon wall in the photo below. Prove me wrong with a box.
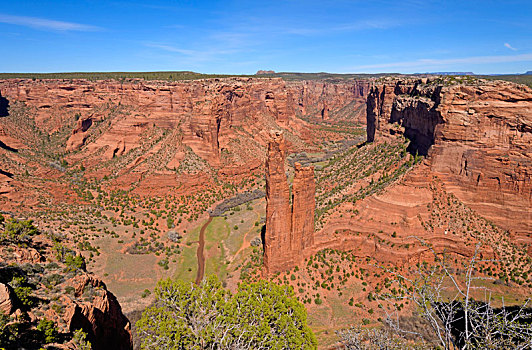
[0,95,9,117]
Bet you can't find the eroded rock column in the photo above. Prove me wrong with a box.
[264,133,315,275]
[291,163,315,252]
[264,132,292,275]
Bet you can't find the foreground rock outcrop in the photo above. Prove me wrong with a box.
[264,132,315,274]
[0,216,132,349]
[367,78,532,237]
[65,275,132,350]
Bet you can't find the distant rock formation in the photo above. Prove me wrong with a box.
[0,77,370,182]
[65,115,93,151]
[263,131,315,274]
[256,70,276,75]
[367,77,532,236]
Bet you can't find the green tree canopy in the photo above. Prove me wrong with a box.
[136,275,317,349]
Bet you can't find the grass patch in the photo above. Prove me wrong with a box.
[204,217,230,280]
[173,221,201,283]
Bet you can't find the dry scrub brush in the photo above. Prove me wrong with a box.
[377,239,532,349]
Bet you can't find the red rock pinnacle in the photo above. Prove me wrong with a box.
[264,131,315,275]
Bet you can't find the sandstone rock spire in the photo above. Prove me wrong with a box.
[291,162,315,252]
[264,131,292,274]
[263,131,315,275]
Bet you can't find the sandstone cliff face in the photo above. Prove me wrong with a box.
[0,78,308,166]
[264,132,315,274]
[65,115,93,151]
[367,78,532,236]
[0,282,15,314]
[287,80,370,124]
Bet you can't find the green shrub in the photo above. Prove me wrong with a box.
[72,328,92,350]
[37,318,58,344]
[2,218,39,243]
[137,276,317,349]
[9,276,35,308]
[65,254,86,271]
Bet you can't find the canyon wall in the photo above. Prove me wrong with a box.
[367,78,532,236]
[288,80,370,123]
[0,78,369,170]
[264,132,315,274]
[0,78,305,166]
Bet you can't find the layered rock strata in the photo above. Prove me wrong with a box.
[264,132,315,274]
[291,163,316,252]
[0,78,306,166]
[288,80,370,123]
[367,78,532,236]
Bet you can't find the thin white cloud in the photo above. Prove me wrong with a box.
[144,42,243,63]
[0,13,101,31]
[334,19,398,31]
[280,19,400,36]
[504,42,517,51]
[144,43,197,56]
[353,53,532,70]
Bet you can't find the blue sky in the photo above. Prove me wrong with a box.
[1,0,531,74]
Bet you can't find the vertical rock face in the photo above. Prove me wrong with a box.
[264,133,315,274]
[291,163,315,252]
[366,78,532,236]
[288,80,370,124]
[264,132,292,274]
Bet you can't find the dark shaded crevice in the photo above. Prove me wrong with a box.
[80,117,93,132]
[0,169,14,178]
[215,116,222,152]
[504,97,532,102]
[260,224,266,252]
[394,102,443,157]
[0,95,9,117]
[0,140,17,152]
[404,129,435,157]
